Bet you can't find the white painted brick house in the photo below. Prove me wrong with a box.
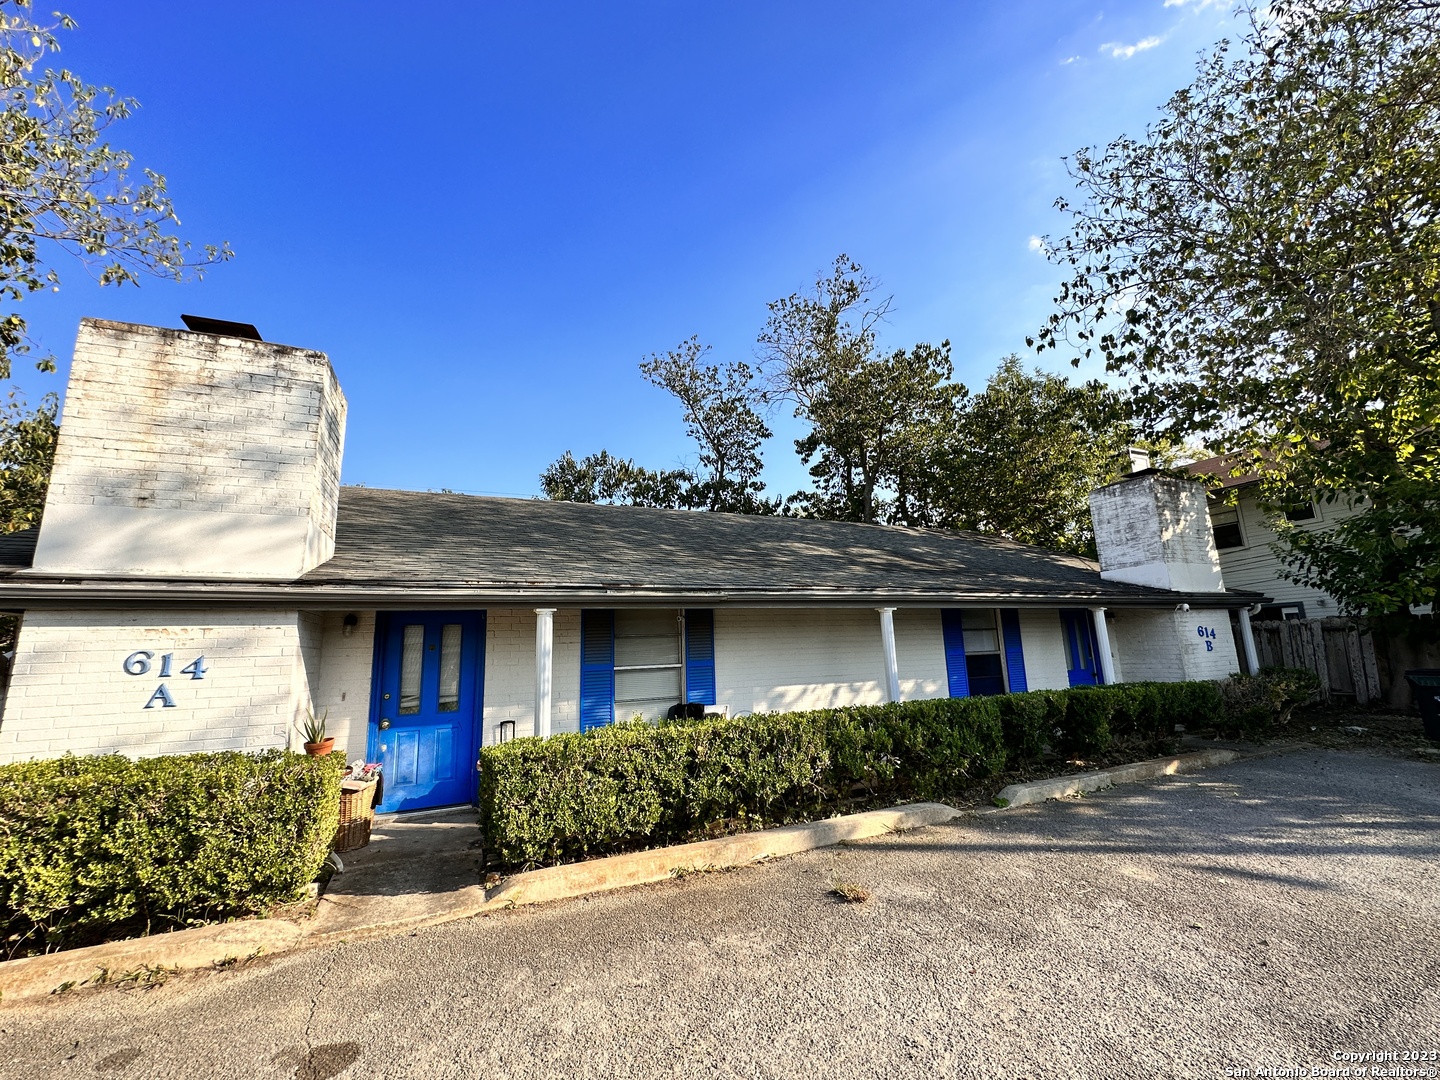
[0,319,1269,813]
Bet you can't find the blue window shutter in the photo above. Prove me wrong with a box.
[1000,609,1028,693]
[940,609,970,698]
[684,609,716,705]
[579,609,615,732]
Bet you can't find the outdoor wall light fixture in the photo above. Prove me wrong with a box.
[342,613,359,637]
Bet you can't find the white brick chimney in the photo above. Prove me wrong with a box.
[1089,471,1225,593]
[31,318,347,580]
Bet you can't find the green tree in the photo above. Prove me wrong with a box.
[538,450,693,509]
[639,337,774,513]
[759,255,960,524]
[0,1,231,377]
[932,357,1129,555]
[543,338,779,513]
[1035,0,1440,615]
[0,388,54,533]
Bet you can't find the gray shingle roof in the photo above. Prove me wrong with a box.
[0,487,1267,608]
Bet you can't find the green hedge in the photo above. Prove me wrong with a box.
[479,678,1250,869]
[0,750,341,954]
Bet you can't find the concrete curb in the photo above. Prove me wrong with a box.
[0,801,959,1004]
[990,747,1239,809]
[0,918,308,1004]
[479,801,961,912]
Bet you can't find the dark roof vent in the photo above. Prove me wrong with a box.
[180,314,263,341]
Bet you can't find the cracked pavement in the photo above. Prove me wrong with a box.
[2,748,1437,1079]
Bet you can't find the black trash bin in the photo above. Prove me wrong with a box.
[1405,669,1440,741]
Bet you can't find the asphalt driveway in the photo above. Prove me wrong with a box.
[3,748,1437,1080]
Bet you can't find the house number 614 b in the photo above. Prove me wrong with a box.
[122,651,208,709]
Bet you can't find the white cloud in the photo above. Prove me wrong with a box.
[1100,35,1163,59]
[1059,54,1081,65]
[1164,0,1229,8]
[1027,235,1045,254]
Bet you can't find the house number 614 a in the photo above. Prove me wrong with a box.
[122,651,208,709]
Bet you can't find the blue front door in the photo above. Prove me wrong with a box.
[1059,609,1103,687]
[371,612,485,813]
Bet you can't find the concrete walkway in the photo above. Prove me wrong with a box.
[0,748,1434,1079]
[310,809,487,941]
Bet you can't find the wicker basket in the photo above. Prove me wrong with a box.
[334,778,379,853]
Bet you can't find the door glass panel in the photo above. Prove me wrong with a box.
[399,624,424,714]
[437,623,462,712]
[1073,622,1093,671]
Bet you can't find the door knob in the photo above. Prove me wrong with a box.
[379,718,391,730]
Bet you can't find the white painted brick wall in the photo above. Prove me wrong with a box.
[1016,610,1072,691]
[482,608,581,741]
[311,611,376,759]
[714,608,887,714]
[1178,608,1242,680]
[32,319,347,580]
[1091,473,1225,593]
[0,608,316,762]
[1105,607,1241,683]
[0,601,1235,765]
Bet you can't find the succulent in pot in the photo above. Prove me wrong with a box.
[298,709,334,757]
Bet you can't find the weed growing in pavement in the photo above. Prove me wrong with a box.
[829,880,871,904]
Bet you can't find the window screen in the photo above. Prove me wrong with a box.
[960,610,1005,697]
[614,610,682,720]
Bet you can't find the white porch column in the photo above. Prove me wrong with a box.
[877,607,901,703]
[1090,607,1118,686]
[1238,607,1260,675]
[534,608,556,738]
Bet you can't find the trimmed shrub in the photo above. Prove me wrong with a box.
[993,690,1065,765]
[1058,687,1115,757]
[1217,666,1322,739]
[0,750,341,954]
[1106,680,1226,746]
[479,674,1311,870]
[480,697,1009,868]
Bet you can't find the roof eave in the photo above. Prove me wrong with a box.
[0,579,1273,611]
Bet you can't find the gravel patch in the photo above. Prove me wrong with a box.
[1,748,1436,1080]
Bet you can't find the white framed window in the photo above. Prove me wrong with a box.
[1209,503,1244,549]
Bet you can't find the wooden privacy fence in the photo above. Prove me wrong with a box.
[1251,617,1382,705]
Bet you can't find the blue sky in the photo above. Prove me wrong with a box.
[19,1,1241,498]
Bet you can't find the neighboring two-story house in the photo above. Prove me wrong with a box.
[1185,453,1357,621]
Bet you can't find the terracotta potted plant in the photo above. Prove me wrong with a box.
[299,710,335,757]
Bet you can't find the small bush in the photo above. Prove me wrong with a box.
[1217,666,1322,739]
[0,750,341,954]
